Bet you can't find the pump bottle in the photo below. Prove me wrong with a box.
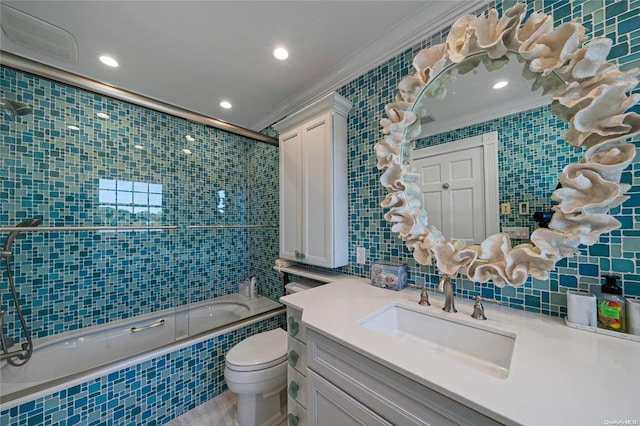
[597,275,626,332]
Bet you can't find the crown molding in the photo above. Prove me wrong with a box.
[272,92,352,133]
[253,0,490,132]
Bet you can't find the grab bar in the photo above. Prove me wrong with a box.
[187,224,277,229]
[0,226,179,232]
[131,319,165,333]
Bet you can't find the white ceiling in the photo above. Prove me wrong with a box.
[0,1,486,132]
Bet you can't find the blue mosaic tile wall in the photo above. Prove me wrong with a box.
[333,0,640,317]
[0,66,281,340]
[247,139,282,301]
[0,313,285,426]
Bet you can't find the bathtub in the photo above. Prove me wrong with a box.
[0,293,284,409]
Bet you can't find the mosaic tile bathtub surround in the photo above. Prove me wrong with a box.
[335,0,640,317]
[0,314,285,426]
[1,66,282,340]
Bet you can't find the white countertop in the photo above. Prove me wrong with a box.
[281,276,640,425]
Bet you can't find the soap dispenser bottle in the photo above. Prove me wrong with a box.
[250,277,257,299]
[597,275,626,332]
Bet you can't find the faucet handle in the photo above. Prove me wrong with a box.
[478,296,501,305]
[471,296,487,320]
[418,286,430,306]
[407,284,430,306]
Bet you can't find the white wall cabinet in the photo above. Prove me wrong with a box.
[273,93,352,268]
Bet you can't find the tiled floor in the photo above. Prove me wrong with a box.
[166,391,287,426]
[166,391,238,426]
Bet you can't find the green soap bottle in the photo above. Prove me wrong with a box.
[597,275,626,333]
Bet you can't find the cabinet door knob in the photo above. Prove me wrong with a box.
[288,413,299,426]
[294,250,306,259]
[288,380,299,398]
[288,350,299,367]
[442,182,450,189]
[288,316,299,336]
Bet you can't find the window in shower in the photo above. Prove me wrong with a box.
[98,179,163,226]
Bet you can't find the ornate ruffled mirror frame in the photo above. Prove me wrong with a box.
[375,3,640,286]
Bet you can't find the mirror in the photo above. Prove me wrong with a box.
[416,52,555,138]
[375,3,639,286]
[410,52,578,246]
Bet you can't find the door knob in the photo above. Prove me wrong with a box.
[288,380,299,398]
[288,414,299,426]
[442,182,450,189]
[288,350,299,366]
[288,316,299,336]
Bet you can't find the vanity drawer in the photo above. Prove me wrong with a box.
[287,396,307,426]
[287,307,306,342]
[287,336,307,374]
[288,365,307,408]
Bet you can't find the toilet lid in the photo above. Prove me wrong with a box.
[226,328,287,371]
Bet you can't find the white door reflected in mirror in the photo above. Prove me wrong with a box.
[413,132,499,245]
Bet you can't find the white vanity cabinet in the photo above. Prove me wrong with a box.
[286,306,308,426]
[306,369,391,426]
[306,330,504,426]
[273,92,352,269]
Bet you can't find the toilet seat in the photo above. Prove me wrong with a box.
[225,328,287,372]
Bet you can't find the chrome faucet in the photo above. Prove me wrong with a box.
[438,276,457,313]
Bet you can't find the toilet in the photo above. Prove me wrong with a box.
[224,328,288,426]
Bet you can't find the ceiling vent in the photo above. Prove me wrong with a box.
[420,114,437,124]
[1,5,78,63]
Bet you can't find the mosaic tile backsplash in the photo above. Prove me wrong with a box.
[335,0,640,317]
[0,66,282,340]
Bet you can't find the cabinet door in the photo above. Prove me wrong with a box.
[301,112,333,267]
[307,370,391,426]
[280,128,303,260]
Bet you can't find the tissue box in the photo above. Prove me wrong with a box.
[371,262,408,291]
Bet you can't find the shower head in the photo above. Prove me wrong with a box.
[2,218,43,253]
[0,99,33,116]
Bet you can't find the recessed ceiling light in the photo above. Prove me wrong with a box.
[96,112,110,119]
[220,101,232,109]
[182,148,192,155]
[493,80,509,89]
[273,47,289,60]
[99,55,119,67]
[67,125,80,131]
[134,144,144,150]
[185,134,195,142]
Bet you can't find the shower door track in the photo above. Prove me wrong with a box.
[0,225,278,232]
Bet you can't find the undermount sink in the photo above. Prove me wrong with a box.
[359,303,516,379]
